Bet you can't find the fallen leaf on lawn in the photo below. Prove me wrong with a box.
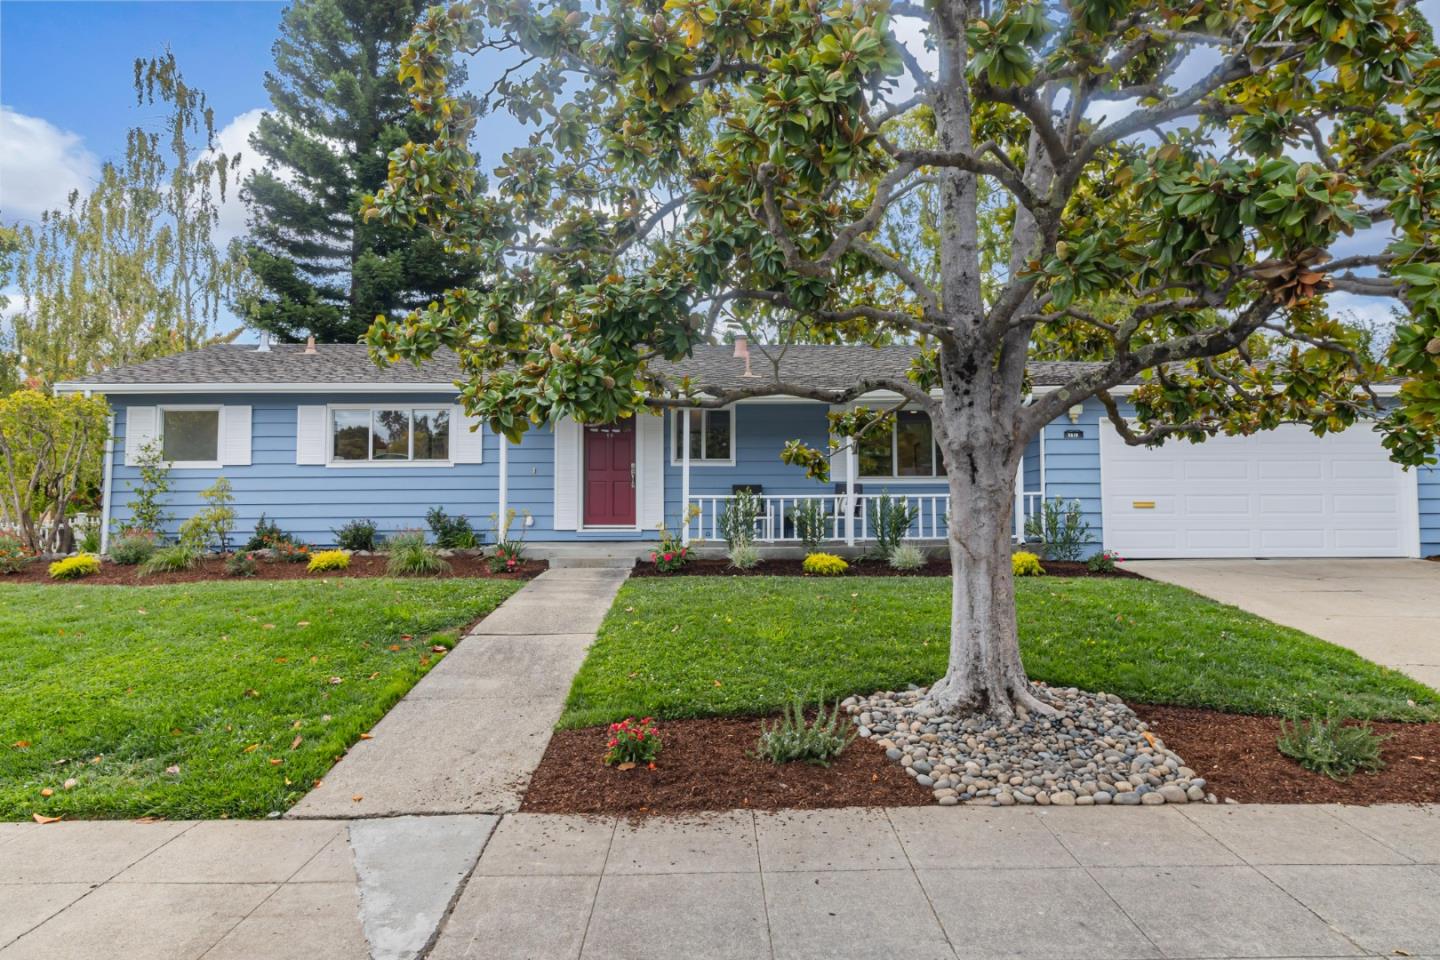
[32,813,62,824]
[275,657,288,664]
[359,733,374,740]
[269,758,283,766]
[137,608,147,615]
[617,762,636,771]
[170,728,183,736]
[625,606,635,612]
[91,755,102,764]
[313,779,323,788]
[40,788,53,797]
[419,656,431,667]
[388,644,401,652]
[244,689,260,698]
[368,671,379,680]
[290,735,303,750]
[63,778,77,790]
[328,676,343,685]
[12,740,29,749]
[713,680,723,687]
[243,743,260,753]
[321,714,331,721]
[310,656,319,664]
[431,645,446,653]
[292,719,303,729]
[263,624,277,630]
[400,634,413,641]
[165,765,180,775]
[297,621,310,627]
[51,758,67,766]
[352,794,363,802]
[284,777,292,786]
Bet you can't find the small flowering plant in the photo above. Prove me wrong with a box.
[604,716,661,767]
[1085,549,1124,574]
[650,521,690,573]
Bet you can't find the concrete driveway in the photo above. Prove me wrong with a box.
[1125,558,1440,691]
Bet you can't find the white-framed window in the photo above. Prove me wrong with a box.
[329,406,451,464]
[159,405,221,467]
[858,409,946,479]
[670,408,735,465]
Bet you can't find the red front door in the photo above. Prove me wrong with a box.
[583,421,636,526]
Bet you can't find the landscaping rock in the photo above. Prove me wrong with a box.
[846,682,1199,809]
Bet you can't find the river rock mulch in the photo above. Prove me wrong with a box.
[845,683,1214,807]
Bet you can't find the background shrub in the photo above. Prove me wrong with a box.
[789,498,829,551]
[49,553,101,580]
[866,493,917,561]
[1024,498,1093,561]
[0,533,31,574]
[307,549,351,573]
[243,514,293,552]
[426,507,478,549]
[386,530,450,576]
[333,518,379,551]
[224,552,258,577]
[728,541,762,570]
[109,531,157,566]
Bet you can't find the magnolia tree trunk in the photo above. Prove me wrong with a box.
[925,431,1054,720]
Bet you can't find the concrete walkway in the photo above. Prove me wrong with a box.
[289,566,630,818]
[1127,558,1440,691]
[5,804,1439,959]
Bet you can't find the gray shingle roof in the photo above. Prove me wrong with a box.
[61,342,1107,392]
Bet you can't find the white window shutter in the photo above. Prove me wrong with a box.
[296,406,328,465]
[638,414,665,529]
[451,406,484,464]
[220,405,252,466]
[552,417,580,530]
[124,406,158,466]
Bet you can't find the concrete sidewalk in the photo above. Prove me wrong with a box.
[1127,558,1440,691]
[5,804,1439,959]
[288,567,629,819]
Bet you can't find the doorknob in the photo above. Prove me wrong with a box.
[630,462,636,488]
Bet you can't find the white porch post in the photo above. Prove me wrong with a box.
[498,433,509,536]
[844,440,856,546]
[681,411,692,545]
[99,406,114,555]
[1014,462,1024,542]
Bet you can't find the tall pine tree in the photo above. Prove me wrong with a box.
[241,0,476,342]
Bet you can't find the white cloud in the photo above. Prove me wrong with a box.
[0,107,100,224]
[208,108,265,245]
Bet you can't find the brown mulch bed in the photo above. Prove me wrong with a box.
[1136,704,1440,804]
[522,715,931,815]
[632,557,1142,579]
[4,553,547,586]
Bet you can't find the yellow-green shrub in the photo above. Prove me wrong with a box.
[49,553,101,580]
[802,552,849,576]
[1012,551,1045,577]
[307,549,351,573]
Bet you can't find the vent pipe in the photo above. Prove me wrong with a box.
[304,335,317,355]
[256,331,270,353]
[733,335,756,378]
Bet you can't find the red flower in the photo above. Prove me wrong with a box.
[663,553,673,562]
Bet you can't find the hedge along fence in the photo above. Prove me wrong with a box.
[0,391,110,555]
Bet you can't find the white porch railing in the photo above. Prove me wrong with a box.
[685,492,1044,545]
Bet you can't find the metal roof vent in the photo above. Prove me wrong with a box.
[304,335,317,355]
[256,331,270,353]
[733,335,756,378]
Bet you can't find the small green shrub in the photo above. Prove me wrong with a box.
[718,489,762,548]
[727,541,762,570]
[488,508,530,573]
[888,542,927,571]
[386,529,450,576]
[333,519,379,551]
[49,553,101,580]
[1277,713,1388,780]
[126,440,172,535]
[1024,497,1094,561]
[426,506,478,549]
[1012,551,1045,577]
[867,492,918,560]
[755,696,855,766]
[178,477,235,553]
[77,521,102,554]
[1086,550,1122,574]
[224,552,258,577]
[0,532,31,574]
[109,530,158,566]
[141,544,202,575]
[789,498,829,551]
[243,514,293,552]
[604,716,661,766]
[802,552,848,576]
[307,549,351,573]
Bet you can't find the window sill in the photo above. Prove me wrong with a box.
[163,460,222,470]
[324,460,460,468]
[856,476,949,484]
[669,459,737,468]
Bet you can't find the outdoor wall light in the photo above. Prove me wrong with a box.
[1067,403,1084,424]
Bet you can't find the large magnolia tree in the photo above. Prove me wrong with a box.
[366,0,1440,717]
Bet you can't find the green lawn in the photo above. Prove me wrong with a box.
[561,576,1440,727]
[0,578,521,821]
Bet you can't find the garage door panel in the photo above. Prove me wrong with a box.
[1101,423,1414,558]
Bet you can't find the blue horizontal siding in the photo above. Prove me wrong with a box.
[1421,459,1440,557]
[1036,397,1104,556]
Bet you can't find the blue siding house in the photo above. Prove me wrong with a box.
[57,342,1434,560]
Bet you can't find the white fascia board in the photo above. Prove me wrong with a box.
[53,381,461,396]
[1027,382,1404,398]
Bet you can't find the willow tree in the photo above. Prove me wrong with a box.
[366,0,1440,717]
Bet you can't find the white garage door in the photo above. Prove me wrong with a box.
[1100,423,1418,559]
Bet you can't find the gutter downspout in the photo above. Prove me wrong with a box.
[681,411,691,545]
[844,440,856,546]
[498,433,509,539]
[99,405,115,555]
